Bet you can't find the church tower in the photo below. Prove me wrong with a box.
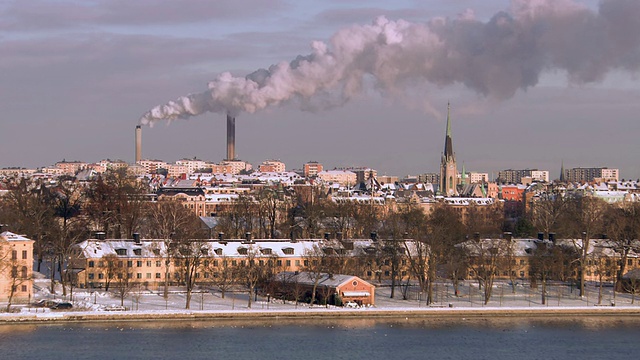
[440,103,458,196]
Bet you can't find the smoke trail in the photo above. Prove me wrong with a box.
[140,0,640,125]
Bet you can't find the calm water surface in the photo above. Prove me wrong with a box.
[1,316,639,360]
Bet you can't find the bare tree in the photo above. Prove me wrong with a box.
[99,254,119,291]
[208,255,236,299]
[236,243,262,308]
[561,196,607,296]
[145,200,199,299]
[112,262,135,307]
[465,238,508,305]
[426,204,465,304]
[84,168,148,239]
[302,242,332,305]
[604,202,640,291]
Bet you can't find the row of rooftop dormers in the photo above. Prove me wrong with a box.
[72,235,640,261]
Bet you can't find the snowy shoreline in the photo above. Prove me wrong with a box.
[3,306,640,325]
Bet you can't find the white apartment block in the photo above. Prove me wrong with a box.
[468,172,489,184]
[218,160,252,175]
[176,158,207,174]
[317,170,357,186]
[259,160,286,173]
[137,159,168,174]
[167,164,189,178]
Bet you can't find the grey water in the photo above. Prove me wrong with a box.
[1,316,639,360]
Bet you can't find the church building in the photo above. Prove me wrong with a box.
[439,103,458,196]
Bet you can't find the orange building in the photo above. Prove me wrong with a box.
[0,231,34,305]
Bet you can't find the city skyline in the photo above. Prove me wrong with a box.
[1,0,639,179]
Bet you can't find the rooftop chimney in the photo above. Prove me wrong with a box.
[133,232,141,245]
[537,232,544,241]
[324,232,330,240]
[226,114,235,160]
[135,125,142,163]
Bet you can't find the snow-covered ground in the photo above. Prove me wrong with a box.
[15,275,639,315]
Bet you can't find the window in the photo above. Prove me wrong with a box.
[137,273,142,279]
[21,285,27,292]
[134,249,142,256]
[88,261,95,268]
[519,260,525,265]
[98,273,104,279]
[156,261,162,267]
[214,248,222,255]
[295,260,300,266]
[128,273,133,279]
[22,250,28,259]
[88,273,95,280]
[147,261,152,267]
[283,248,294,255]
[137,261,143,267]
[12,250,17,260]
[156,273,161,279]
[285,260,290,267]
[238,248,248,255]
[21,266,27,278]
[146,273,151,279]
[213,260,219,267]
[261,248,272,255]
[127,261,133,267]
[118,261,123,268]
[231,260,237,266]
[116,249,127,256]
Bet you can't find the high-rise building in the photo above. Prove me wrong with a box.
[439,103,458,196]
[498,169,549,184]
[563,167,619,182]
[303,161,323,178]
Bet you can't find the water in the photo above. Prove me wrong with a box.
[1,316,639,360]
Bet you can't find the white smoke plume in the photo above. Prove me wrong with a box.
[140,0,640,125]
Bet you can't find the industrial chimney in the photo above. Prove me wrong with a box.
[226,114,235,161]
[135,125,142,163]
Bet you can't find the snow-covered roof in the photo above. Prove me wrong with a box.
[0,231,32,242]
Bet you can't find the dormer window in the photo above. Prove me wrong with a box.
[214,248,223,255]
[282,247,294,255]
[133,249,142,256]
[115,249,127,256]
[261,248,272,255]
[238,247,248,255]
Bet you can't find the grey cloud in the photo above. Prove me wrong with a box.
[0,0,287,31]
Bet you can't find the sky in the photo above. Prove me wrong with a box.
[1,0,639,180]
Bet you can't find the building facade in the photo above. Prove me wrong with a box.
[0,231,34,304]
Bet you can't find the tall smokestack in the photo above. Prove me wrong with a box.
[226,114,235,160]
[135,125,142,163]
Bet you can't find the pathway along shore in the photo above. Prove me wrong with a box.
[3,306,640,325]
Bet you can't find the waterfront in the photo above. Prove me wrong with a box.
[2,316,640,360]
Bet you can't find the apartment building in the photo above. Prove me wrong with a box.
[317,170,357,186]
[563,167,619,183]
[259,160,286,173]
[498,169,549,184]
[303,161,323,178]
